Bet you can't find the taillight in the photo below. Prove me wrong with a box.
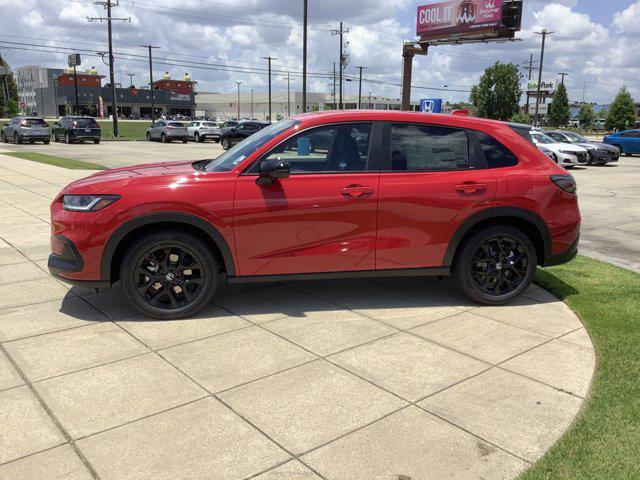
[550,174,577,195]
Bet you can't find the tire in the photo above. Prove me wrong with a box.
[146,132,152,142]
[182,138,188,144]
[65,133,71,144]
[120,230,218,319]
[221,137,231,150]
[14,133,22,145]
[161,133,168,143]
[94,139,101,144]
[43,139,50,145]
[454,225,537,306]
[194,132,201,142]
[1,132,6,143]
[614,145,623,155]
[53,133,59,143]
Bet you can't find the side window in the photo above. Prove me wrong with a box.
[547,133,563,142]
[262,123,372,173]
[476,132,518,168]
[390,124,470,171]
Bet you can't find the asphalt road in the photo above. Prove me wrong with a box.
[0,140,638,272]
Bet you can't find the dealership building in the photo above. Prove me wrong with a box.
[14,66,196,118]
[196,91,420,120]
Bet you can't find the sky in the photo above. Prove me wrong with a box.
[0,0,638,105]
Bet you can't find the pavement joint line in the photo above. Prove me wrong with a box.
[0,319,105,345]
[415,398,533,465]
[0,342,102,479]
[0,442,69,471]
[0,158,81,190]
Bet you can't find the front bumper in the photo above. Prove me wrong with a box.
[543,235,579,267]
[48,235,110,288]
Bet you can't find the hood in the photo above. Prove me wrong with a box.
[551,143,587,153]
[585,141,618,152]
[63,160,202,192]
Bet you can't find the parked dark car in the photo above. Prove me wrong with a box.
[52,117,101,144]
[1,117,50,144]
[219,120,239,134]
[220,121,270,150]
[603,129,640,155]
[546,131,619,165]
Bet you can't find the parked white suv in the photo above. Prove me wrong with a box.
[187,121,222,143]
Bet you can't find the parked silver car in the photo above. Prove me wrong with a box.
[1,117,50,144]
[146,121,189,143]
[187,121,222,143]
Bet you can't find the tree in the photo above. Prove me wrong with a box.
[577,104,595,130]
[510,112,533,125]
[469,62,522,121]
[0,55,19,118]
[548,82,571,128]
[86,103,96,117]
[605,87,636,132]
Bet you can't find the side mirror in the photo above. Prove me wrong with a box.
[256,158,290,185]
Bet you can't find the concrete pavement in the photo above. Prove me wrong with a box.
[0,154,595,479]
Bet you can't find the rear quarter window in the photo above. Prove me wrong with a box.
[476,131,518,168]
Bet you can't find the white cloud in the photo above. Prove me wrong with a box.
[22,10,43,27]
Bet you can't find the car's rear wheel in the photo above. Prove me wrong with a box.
[194,132,201,142]
[146,132,152,142]
[120,231,218,319]
[455,226,536,306]
[1,132,7,143]
[94,139,100,144]
[161,133,168,143]
[65,133,71,144]
[14,133,22,144]
[221,137,231,150]
[43,138,50,145]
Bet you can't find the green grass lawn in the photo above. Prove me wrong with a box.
[521,256,640,480]
[97,120,152,141]
[2,152,107,170]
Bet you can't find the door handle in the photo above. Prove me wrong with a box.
[455,183,488,194]
[340,185,374,198]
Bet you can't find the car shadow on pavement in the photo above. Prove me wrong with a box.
[59,275,565,324]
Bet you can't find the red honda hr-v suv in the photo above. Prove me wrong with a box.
[49,111,580,319]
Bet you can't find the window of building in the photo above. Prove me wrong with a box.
[389,124,470,171]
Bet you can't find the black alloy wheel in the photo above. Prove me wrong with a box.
[14,133,22,144]
[121,231,217,319]
[221,137,231,150]
[455,226,536,305]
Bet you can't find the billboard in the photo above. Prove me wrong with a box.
[420,98,443,113]
[417,0,503,38]
[526,81,555,94]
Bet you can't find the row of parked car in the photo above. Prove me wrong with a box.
[1,116,102,144]
[527,129,620,168]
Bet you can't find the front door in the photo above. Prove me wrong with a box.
[376,122,497,270]
[233,122,381,276]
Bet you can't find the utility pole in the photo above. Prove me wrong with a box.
[127,72,135,87]
[89,0,130,136]
[356,66,366,109]
[401,43,428,111]
[250,88,254,119]
[140,45,160,120]
[302,0,308,113]
[235,81,242,119]
[332,62,337,109]
[534,29,553,126]
[522,54,539,115]
[331,22,349,109]
[582,82,594,104]
[558,72,569,85]
[368,90,372,109]
[262,56,276,121]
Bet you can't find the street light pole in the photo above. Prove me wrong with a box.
[582,82,594,104]
[235,81,242,119]
[250,88,254,119]
[141,45,160,120]
[286,72,291,117]
[262,56,276,121]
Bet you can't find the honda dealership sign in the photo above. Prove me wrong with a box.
[417,0,503,38]
[420,99,443,113]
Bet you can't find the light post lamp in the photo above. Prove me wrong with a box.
[235,81,242,119]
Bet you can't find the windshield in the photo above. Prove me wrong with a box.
[168,122,185,127]
[74,118,99,128]
[205,119,298,172]
[565,132,588,143]
[531,133,556,145]
[203,122,218,127]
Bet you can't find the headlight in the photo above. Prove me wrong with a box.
[559,150,578,156]
[62,195,120,212]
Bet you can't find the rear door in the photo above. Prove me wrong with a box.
[233,122,383,276]
[623,131,640,153]
[375,122,496,270]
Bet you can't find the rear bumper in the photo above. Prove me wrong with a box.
[543,235,579,267]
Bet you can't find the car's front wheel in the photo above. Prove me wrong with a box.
[120,230,218,319]
[221,137,231,150]
[1,132,6,143]
[14,133,22,144]
[454,226,536,305]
